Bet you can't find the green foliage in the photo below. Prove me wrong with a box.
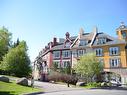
[51,62,71,75]
[86,82,101,87]
[13,38,20,48]
[51,62,58,71]
[74,53,103,83]
[83,82,101,88]
[0,41,32,77]
[63,63,71,74]
[0,27,12,61]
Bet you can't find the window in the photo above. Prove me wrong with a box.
[78,49,85,57]
[62,50,70,58]
[110,58,120,68]
[53,51,60,58]
[97,38,106,44]
[95,48,103,56]
[53,61,60,68]
[65,42,70,47]
[79,40,88,46]
[109,47,119,55]
[62,61,70,68]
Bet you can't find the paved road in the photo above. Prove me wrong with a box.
[34,81,80,93]
[33,81,127,95]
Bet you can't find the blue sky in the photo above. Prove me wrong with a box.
[0,0,127,61]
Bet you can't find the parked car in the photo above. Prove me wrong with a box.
[110,79,121,86]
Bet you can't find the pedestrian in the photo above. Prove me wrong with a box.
[31,76,34,88]
[67,81,70,87]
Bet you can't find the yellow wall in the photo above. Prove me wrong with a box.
[94,44,127,68]
[117,30,127,40]
[117,31,123,40]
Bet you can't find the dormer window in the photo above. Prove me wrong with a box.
[64,32,72,48]
[65,42,70,47]
[79,40,88,46]
[97,37,106,44]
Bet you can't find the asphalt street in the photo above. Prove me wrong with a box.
[33,81,127,95]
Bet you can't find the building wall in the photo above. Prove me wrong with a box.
[38,25,127,83]
[93,44,127,69]
[43,52,53,67]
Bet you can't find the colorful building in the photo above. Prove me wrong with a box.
[34,22,127,84]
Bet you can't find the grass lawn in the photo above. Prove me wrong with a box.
[0,81,42,95]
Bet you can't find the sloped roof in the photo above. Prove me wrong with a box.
[71,32,94,48]
[51,44,70,50]
[51,36,77,50]
[92,32,126,46]
[71,31,126,49]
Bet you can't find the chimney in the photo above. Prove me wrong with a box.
[49,42,53,49]
[78,28,84,39]
[65,32,70,39]
[53,37,57,45]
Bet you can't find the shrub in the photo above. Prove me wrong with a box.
[87,82,101,87]
[48,71,61,82]
[48,71,78,85]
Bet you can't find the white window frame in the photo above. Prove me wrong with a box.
[62,50,70,58]
[110,58,120,68]
[62,61,70,68]
[53,51,60,58]
[95,48,103,56]
[65,42,70,47]
[78,49,85,57]
[79,40,88,46]
[97,37,106,44]
[109,47,119,56]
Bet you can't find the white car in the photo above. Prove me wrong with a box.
[110,79,121,86]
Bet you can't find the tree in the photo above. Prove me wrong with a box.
[51,62,58,71]
[0,41,32,77]
[74,53,103,83]
[0,27,12,61]
[63,62,71,74]
[13,38,20,48]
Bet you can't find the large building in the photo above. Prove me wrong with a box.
[34,22,127,84]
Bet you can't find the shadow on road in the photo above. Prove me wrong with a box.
[24,92,44,95]
[91,86,127,91]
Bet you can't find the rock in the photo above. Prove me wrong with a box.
[0,76,9,82]
[16,77,28,86]
[76,82,86,86]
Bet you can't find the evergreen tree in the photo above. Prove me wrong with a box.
[13,38,20,48]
